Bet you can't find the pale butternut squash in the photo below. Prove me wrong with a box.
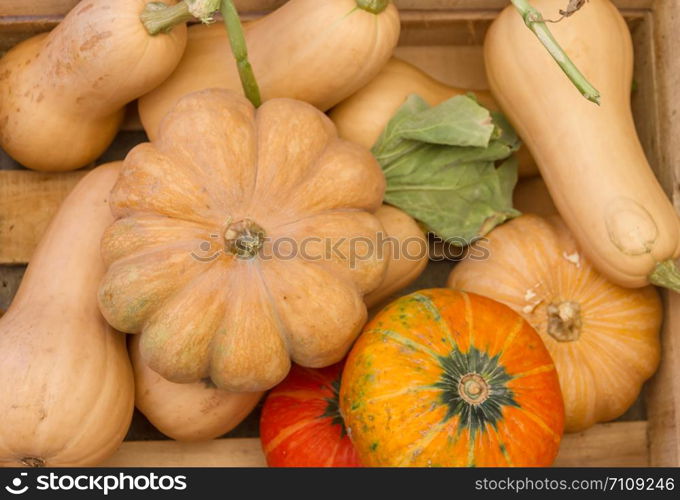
[0,163,135,467]
[130,336,262,442]
[138,0,400,140]
[364,204,428,309]
[448,215,661,432]
[484,0,680,289]
[329,57,538,178]
[0,0,187,172]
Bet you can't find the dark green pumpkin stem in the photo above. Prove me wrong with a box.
[356,0,390,14]
[220,0,262,108]
[649,260,680,293]
[141,2,192,35]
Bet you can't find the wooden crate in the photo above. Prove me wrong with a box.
[1,0,678,467]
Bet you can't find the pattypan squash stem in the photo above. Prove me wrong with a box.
[649,260,680,293]
[141,0,222,36]
[356,0,391,14]
[220,0,262,108]
[511,0,601,105]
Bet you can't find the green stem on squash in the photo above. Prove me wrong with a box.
[220,0,262,108]
[141,0,222,35]
[355,0,391,14]
[649,260,680,293]
[510,0,601,105]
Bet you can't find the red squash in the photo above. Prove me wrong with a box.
[260,363,360,467]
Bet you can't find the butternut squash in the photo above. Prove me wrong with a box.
[130,336,262,442]
[0,163,135,467]
[448,215,661,432]
[0,0,187,172]
[329,57,539,178]
[484,0,680,289]
[138,0,400,140]
[364,204,428,309]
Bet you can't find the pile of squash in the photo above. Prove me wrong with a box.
[0,0,674,468]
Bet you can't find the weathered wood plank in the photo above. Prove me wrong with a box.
[102,421,649,467]
[555,421,649,467]
[0,0,656,17]
[647,293,680,466]
[102,438,268,468]
[0,6,648,54]
[0,170,87,264]
[646,0,680,468]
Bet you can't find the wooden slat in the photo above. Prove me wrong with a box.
[647,293,680,466]
[0,170,87,264]
[630,12,663,187]
[101,421,648,467]
[0,0,656,17]
[0,6,649,55]
[101,438,268,468]
[0,1,282,17]
[555,421,649,467]
[646,0,680,468]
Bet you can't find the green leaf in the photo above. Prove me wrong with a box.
[385,157,520,244]
[373,94,496,164]
[374,94,521,242]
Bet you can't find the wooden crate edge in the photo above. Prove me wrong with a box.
[101,421,649,467]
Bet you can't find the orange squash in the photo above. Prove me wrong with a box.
[329,57,538,178]
[0,0,187,171]
[127,203,422,442]
[0,163,135,466]
[447,215,661,432]
[364,205,428,309]
[98,89,387,393]
[340,289,564,467]
[129,336,262,442]
[260,363,361,467]
[139,0,400,140]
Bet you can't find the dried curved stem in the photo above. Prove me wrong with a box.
[511,0,601,105]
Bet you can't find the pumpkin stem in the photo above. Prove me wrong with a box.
[510,0,601,105]
[224,219,266,259]
[21,456,45,467]
[458,373,490,405]
[220,0,262,107]
[547,301,581,342]
[356,0,391,14]
[649,260,680,293]
[141,0,221,36]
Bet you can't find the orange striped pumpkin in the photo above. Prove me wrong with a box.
[448,215,662,432]
[260,363,360,467]
[340,289,564,467]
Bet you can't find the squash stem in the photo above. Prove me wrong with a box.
[141,0,222,36]
[220,0,262,108]
[510,0,601,105]
[356,0,391,14]
[649,260,680,293]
